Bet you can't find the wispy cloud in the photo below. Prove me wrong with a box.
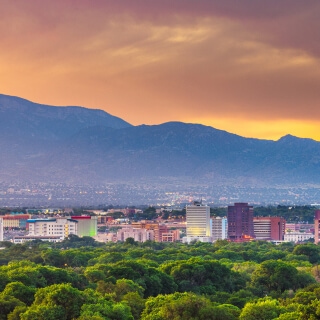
[1,0,320,140]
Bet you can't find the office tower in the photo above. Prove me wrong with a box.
[211,216,228,241]
[253,217,286,240]
[184,201,212,243]
[227,203,255,242]
[314,210,320,244]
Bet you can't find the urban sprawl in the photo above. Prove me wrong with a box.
[1,202,320,245]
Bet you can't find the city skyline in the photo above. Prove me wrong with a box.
[1,1,320,141]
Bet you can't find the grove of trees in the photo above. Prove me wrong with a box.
[1,236,320,319]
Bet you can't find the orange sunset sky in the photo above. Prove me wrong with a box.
[1,1,320,141]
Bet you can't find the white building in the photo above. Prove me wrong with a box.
[184,201,212,243]
[117,227,154,242]
[27,216,97,242]
[13,236,61,244]
[27,218,78,240]
[284,231,314,243]
[211,217,228,241]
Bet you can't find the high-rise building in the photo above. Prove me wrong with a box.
[253,217,286,240]
[227,203,255,242]
[211,217,228,241]
[184,201,212,243]
[314,210,320,244]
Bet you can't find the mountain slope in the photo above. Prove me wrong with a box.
[29,122,320,185]
[0,94,131,140]
[0,94,319,186]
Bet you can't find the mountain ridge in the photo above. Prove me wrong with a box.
[0,94,319,186]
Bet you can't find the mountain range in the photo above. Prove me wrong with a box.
[0,93,319,187]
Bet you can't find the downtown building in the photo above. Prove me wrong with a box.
[314,210,320,244]
[211,216,228,241]
[183,201,212,243]
[118,222,181,243]
[227,203,255,242]
[116,227,154,242]
[284,231,314,243]
[253,216,286,241]
[132,221,170,242]
[21,216,97,242]
[3,214,31,229]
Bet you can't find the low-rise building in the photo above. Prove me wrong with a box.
[26,215,97,241]
[3,214,31,228]
[131,221,174,242]
[284,231,314,243]
[28,218,78,240]
[13,235,61,244]
[182,236,213,243]
[117,227,154,242]
[162,230,180,242]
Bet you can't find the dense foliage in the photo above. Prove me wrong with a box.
[1,237,320,319]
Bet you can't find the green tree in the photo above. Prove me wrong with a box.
[20,305,65,320]
[104,261,177,297]
[275,311,302,320]
[161,258,244,294]
[138,207,157,220]
[84,268,106,283]
[122,292,145,320]
[125,238,137,246]
[251,260,315,296]
[80,298,133,320]
[27,283,84,320]
[96,279,144,301]
[0,296,25,320]
[142,292,239,320]
[7,305,28,320]
[1,282,36,305]
[239,299,284,320]
[41,250,64,268]
[5,261,46,288]
[293,244,320,264]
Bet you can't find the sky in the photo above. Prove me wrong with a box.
[1,0,320,141]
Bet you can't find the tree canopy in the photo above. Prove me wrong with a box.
[0,237,319,319]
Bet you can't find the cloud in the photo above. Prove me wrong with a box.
[1,0,320,140]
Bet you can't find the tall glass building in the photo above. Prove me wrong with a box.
[185,201,211,242]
